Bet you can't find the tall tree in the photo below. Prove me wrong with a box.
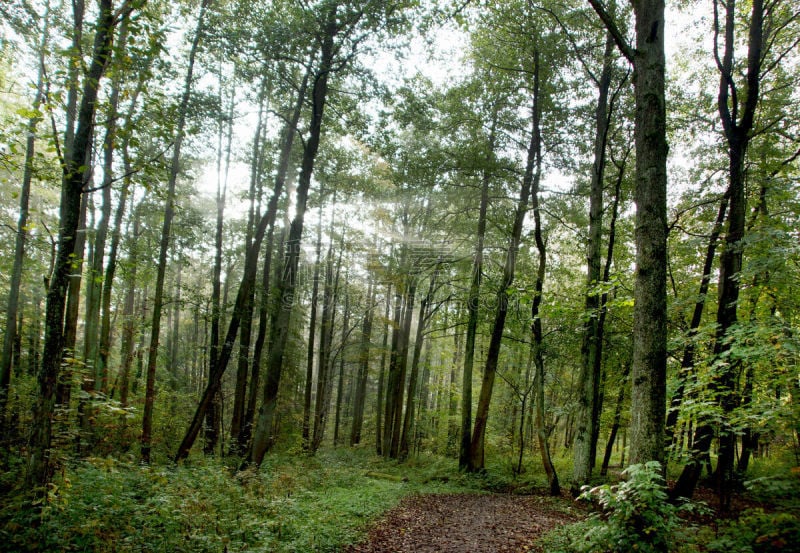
[27,0,122,489]
[589,0,668,467]
[141,0,210,464]
[0,1,51,421]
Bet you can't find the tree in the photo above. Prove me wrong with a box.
[589,0,668,467]
[141,0,210,465]
[27,0,125,489]
[0,1,51,421]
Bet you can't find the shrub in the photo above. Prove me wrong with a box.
[562,461,693,553]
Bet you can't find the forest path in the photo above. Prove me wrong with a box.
[343,492,579,552]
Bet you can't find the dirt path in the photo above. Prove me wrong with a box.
[343,493,579,553]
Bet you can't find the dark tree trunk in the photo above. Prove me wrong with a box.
[141,0,208,464]
[468,86,538,472]
[459,117,495,470]
[246,6,338,468]
[573,31,614,491]
[0,4,50,421]
[27,0,116,489]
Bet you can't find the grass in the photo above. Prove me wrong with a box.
[0,447,487,553]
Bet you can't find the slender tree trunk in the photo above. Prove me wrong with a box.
[350,278,375,446]
[459,119,495,470]
[468,77,538,472]
[141,0,209,464]
[0,2,51,420]
[245,7,338,467]
[27,0,116,489]
[375,284,391,455]
[573,31,614,492]
[302,203,324,448]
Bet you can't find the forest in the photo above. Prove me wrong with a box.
[0,0,798,551]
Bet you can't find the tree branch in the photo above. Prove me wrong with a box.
[586,0,635,64]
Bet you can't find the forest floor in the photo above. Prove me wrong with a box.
[343,492,580,553]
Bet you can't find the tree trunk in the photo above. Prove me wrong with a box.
[573,31,614,492]
[303,203,325,448]
[27,0,116,489]
[468,76,538,472]
[459,116,495,470]
[246,6,338,467]
[0,2,50,421]
[141,0,208,464]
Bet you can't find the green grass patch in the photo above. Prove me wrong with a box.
[0,448,482,552]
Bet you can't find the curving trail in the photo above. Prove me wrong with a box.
[343,493,578,553]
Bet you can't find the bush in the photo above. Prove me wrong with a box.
[558,461,693,553]
[707,509,800,553]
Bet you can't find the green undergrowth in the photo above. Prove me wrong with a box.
[0,448,483,552]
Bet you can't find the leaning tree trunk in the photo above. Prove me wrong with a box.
[468,89,537,472]
[27,0,116,490]
[246,6,338,468]
[141,0,209,464]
